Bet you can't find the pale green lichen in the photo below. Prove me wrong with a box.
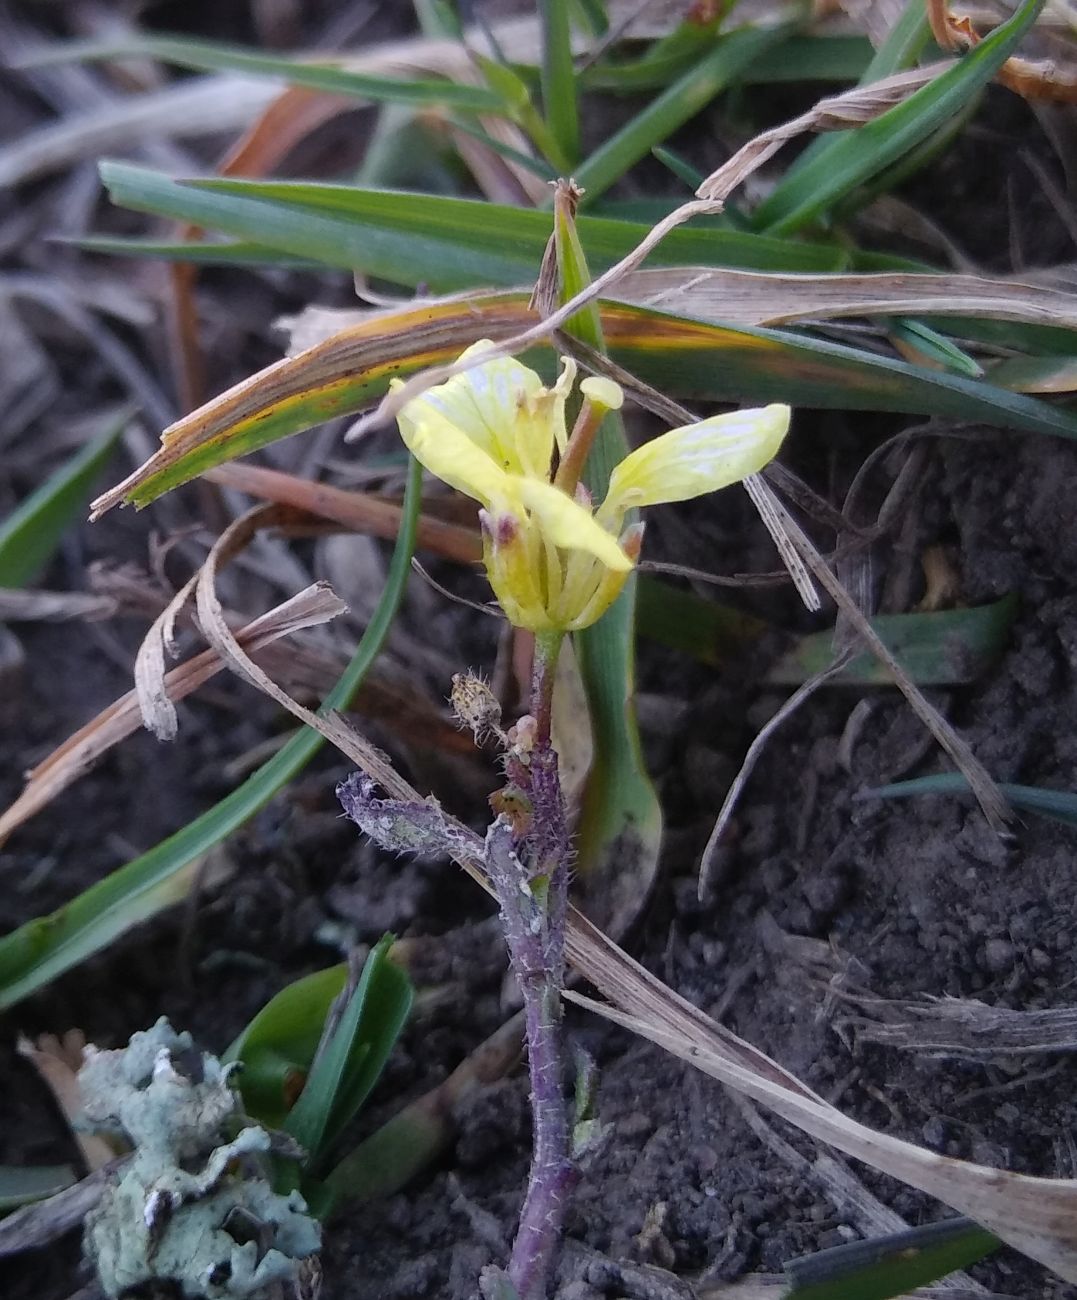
[79,1018,321,1299]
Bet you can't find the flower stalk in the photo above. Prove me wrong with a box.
[361,330,792,1297]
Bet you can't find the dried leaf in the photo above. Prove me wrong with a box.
[0,581,347,848]
[0,589,116,622]
[696,66,945,202]
[838,993,1077,1059]
[207,462,481,564]
[16,1032,113,1171]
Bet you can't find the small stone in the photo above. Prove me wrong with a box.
[982,938,1016,973]
[922,1116,947,1148]
[1029,947,1052,972]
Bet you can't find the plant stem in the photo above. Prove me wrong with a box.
[531,630,562,745]
[488,629,577,1300]
[486,814,576,1300]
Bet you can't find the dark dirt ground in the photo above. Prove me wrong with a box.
[4,6,1077,1300]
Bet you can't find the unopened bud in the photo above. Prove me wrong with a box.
[619,521,645,562]
[579,376,623,413]
[506,713,538,762]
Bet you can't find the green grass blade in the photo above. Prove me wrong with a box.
[784,1217,1000,1299]
[580,12,719,92]
[283,936,413,1168]
[583,35,871,91]
[97,161,851,281]
[861,774,1077,827]
[0,458,422,1011]
[0,412,125,588]
[554,193,663,919]
[888,318,984,377]
[573,0,608,35]
[69,236,320,267]
[572,25,788,207]
[0,1165,78,1210]
[541,0,581,166]
[767,595,1017,686]
[29,35,504,112]
[740,35,873,84]
[753,0,1044,235]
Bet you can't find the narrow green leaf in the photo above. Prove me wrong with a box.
[572,25,788,207]
[283,936,413,1168]
[579,13,719,92]
[224,963,350,1127]
[610,306,1077,440]
[97,161,851,282]
[650,145,705,190]
[988,354,1077,393]
[861,774,1077,827]
[767,595,1017,686]
[31,34,504,111]
[888,319,984,377]
[0,1164,78,1210]
[754,0,1044,234]
[572,0,608,37]
[583,35,872,91]
[414,0,464,40]
[553,193,663,921]
[860,0,936,79]
[541,0,581,165]
[740,35,873,84]
[0,459,422,1010]
[443,115,558,180]
[69,236,318,267]
[0,412,125,588]
[784,1217,1000,1299]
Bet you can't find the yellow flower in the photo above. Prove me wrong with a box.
[394,341,790,633]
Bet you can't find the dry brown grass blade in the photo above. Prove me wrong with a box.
[697,659,849,897]
[696,66,946,201]
[208,462,481,564]
[137,503,343,738]
[0,75,278,189]
[0,589,117,621]
[0,580,347,850]
[837,992,1077,1058]
[563,985,1077,1283]
[616,265,1077,329]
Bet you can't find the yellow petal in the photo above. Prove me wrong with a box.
[400,411,512,507]
[547,355,577,455]
[564,565,632,631]
[601,404,790,522]
[396,342,548,478]
[514,477,632,572]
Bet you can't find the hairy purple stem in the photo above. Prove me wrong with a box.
[488,629,577,1300]
[486,816,576,1300]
